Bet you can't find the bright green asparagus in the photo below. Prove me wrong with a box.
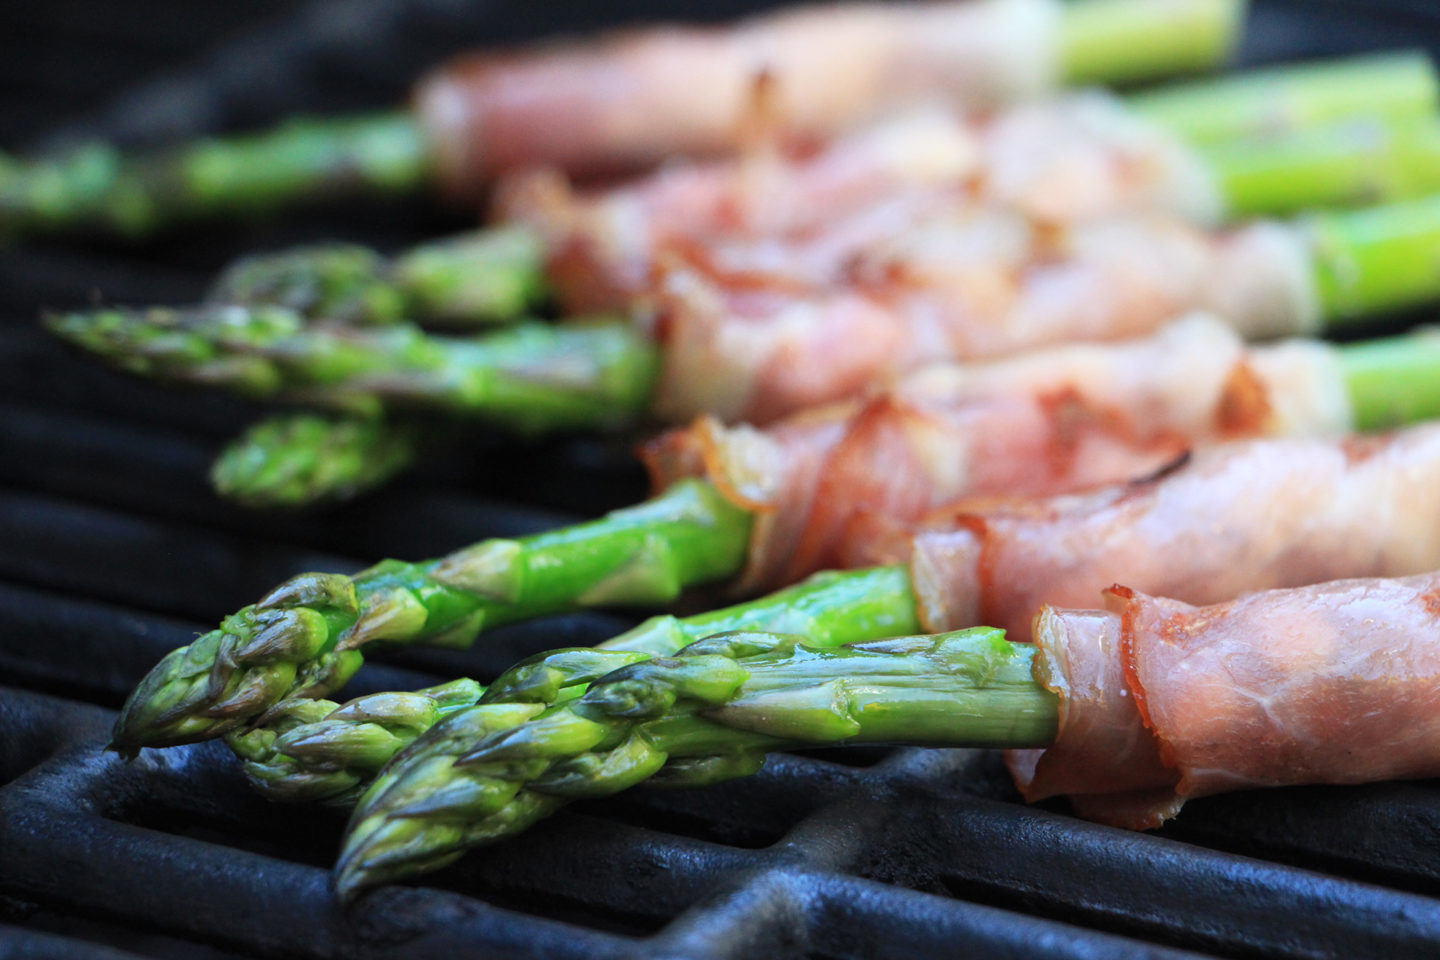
[223,564,919,804]
[109,478,755,753]
[1,113,429,240]
[334,627,1058,898]
[45,308,658,433]
[211,413,420,509]
[207,227,548,328]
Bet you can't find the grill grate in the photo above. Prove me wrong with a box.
[7,2,1440,958]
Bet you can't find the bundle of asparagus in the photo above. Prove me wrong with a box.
[42,51,1440,506]
[327,570,1440,896]
[2,0,1246,239]
[122,52,1440,338]
[112,415,1440,755]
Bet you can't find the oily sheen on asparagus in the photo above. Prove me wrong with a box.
[333,570,1440,896]
[112,416,1440,754]
[0,0,1244,238]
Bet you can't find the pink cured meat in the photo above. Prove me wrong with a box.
[649,212,1316,425]
[1009,574,1440,828]
[497,109,979,313]
[890,423,1440,645]
[643,316,1350,593]
[499,93,1213,314]
[418,0,1057,197]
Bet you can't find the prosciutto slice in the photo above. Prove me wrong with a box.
[1009,573,1440,829]
[499,93,1216,314]
[648,213,1318,424]
[893,423,1440,645]
[644,315,1351,593]
[419,0,1060,196]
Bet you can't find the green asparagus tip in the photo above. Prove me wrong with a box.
[44,304,300,396]
[227,678,486,807]
[208,244,407,326]
[109,572,365,751]
[211,413,419,510]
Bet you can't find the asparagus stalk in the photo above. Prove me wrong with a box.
[335,627,1058,897]
[206,227,548,328]
[0,114,428,240]
[1127,50,1438,144]
[109,478,754,752]
[210,413,419,509]
[44,308,659,433]
[224,564,919,804]
[1203,116,1440,219]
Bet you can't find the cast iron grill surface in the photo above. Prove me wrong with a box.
[5,1,1440,957]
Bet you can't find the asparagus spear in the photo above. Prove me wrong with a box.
[109,478,754,752]
[50,196,1440,433]
[109,318,1440,754]
[335,627,1057,898]
[0,114,428,240]
[225,564,919,804]
[206,227,548,328]
[210,413,419,509]
[45,308,658,433]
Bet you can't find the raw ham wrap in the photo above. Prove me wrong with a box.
[420,0,1059,196]
[894,423,1440,644]
[647,214,1319,423]
[499,93,1216,313]
[643,315,1351,592]
[1008,574,1440,828]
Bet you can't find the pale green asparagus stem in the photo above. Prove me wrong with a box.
[0,113,428,239]
[336,627,1057,897]
[210,413,420,509]
[207,227,548,328]
[45,308,658,434]
[1059,0,1243,88]
[1309,195,1440,327]
[228,565,918,805]
[1128,50,1439,144]
[1204,117,1440,219]
[110,478,753,752]
[1337,328,1440,431]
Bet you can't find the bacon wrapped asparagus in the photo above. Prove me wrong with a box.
[331,568,1440,897]
[111,393,1440,753]
[51,196,1440,432]
[2,0,1247,239]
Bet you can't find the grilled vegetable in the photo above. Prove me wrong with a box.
[206,227,546,328]
[210,414,419,510]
